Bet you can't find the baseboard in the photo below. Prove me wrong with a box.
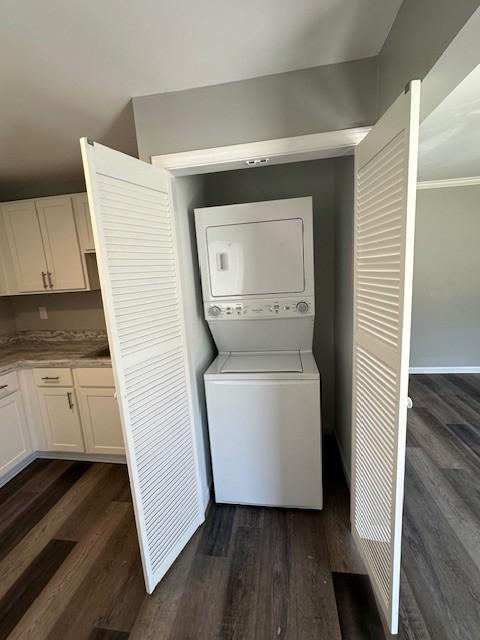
[36,451,127,464]
[0,453,37,488]
[332,429,351,489]
[409,366,480,374]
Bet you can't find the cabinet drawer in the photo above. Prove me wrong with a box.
[0,370,20,399]
[33,368,73,387]
[75,367,114,388]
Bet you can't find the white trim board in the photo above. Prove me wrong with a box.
[409,366,480,374]
[417,176,480,189]
[151,127,371,176]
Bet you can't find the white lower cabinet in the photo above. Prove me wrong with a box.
[77,387,124,454]
[37,386,85,452]
[0,364,123,485]
[34,366,124,456]
[0,391,31,477]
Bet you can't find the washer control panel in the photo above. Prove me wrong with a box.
[205,297,314,320]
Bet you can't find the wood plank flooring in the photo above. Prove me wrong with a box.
[400,373,480,640]
[1,373,477,638]
[0,439,378,639]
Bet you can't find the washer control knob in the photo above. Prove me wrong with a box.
[296,301,309,314]
[208,305,221,317]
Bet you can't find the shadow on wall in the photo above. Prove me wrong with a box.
[8,291,107,332]
[0,98,138,201]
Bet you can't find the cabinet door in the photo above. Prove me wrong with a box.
[72,193,95,252]
[0,392,31,477]
[38,387,85,452]
[78,387,124,455]
[36,197,86,291]
[2,200,49,292]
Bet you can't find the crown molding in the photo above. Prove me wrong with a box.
[417,176,480,189]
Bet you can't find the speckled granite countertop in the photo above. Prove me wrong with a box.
[0,330,111,376]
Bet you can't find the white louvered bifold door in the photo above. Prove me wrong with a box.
[80,140,204,593]
[351,80,421,634]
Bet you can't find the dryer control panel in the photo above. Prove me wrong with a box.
[205,297,314,320]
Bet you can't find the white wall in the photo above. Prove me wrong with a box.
[174,175,215,511]
[410,185,480,369]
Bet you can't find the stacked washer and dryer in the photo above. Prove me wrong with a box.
[195,196,322,510]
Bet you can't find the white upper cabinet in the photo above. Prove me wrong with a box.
[36,196,86,290]
[1,194,92,294]
[72,193,95,252]
[3,200,49,292]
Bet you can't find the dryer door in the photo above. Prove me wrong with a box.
[206,218,305,297]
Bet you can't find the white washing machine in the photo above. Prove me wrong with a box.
[195,197,322,509]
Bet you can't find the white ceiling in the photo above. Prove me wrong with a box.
[419,63,480,182]
[0,0,402,196]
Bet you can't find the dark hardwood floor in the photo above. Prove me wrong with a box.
[0,439,383,639]
[0,373,478,639]
[401,373,480,640]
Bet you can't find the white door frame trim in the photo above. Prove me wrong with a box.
[151,127,371,176]
[417,176,480,189]
[410,365,480,374]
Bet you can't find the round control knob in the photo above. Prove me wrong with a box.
[296,301,309,314]
[208,305,221,318]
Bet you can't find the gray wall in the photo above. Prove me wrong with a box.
[1,178,87,203]
[133,58,378,161]
[174,175,215,510]
[203,159,336,429]
[334,156,354,481]
[410,185,480,368]
[9,291,106,332]
[0,298,15,336]
[378,0,480,115]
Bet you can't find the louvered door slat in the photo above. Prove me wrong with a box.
[351,81,420,634]
[81,140,203,594]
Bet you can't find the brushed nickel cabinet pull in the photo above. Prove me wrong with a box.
[41,272,47,288]
[42,376,60,381]
[67,391,74,410]
[47,271,53,288]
